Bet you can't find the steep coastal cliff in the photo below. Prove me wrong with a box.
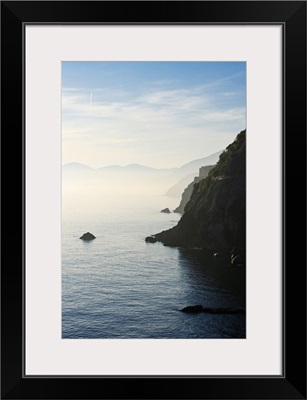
[174,165,214,214]
[153,130,246,257]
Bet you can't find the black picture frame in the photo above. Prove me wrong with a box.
[1,1,306,399]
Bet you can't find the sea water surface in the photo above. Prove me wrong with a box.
[62,195,245,338]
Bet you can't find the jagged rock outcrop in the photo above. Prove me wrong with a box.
[174,165,214,214]
[154,130,246,257]
[161,208,171,213]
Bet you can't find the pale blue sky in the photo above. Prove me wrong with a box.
[62,62,246,168]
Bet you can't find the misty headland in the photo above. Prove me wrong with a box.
[62,149,222,212]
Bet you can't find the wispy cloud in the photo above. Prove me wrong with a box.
[62,77,246,168]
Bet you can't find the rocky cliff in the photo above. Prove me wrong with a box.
[153,130,246,256]
[174,165,214,214]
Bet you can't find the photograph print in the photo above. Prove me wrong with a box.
[62,61,246,339]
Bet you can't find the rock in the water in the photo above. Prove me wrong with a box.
[180,305,245,314]
[145,236,157,243]
[161,208,171,213]
[180,305,204,313]
[80,232,96,240]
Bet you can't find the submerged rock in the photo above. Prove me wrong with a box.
[145,236,157,243]
[180,305,245,314]
[80,232,96,240]
[201,307,245,314]
[160,208,171,213]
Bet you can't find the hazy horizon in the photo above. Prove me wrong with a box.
[62,148,223,170]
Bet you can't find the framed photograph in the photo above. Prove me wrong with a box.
[1,1,306,399]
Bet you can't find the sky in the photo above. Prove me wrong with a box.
[62,62,246,169]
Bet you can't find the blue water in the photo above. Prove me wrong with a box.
[62,195,245,338]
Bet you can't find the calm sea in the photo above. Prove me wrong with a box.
[62,195,245,339]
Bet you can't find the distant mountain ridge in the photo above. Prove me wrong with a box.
[63,162,94,171]
[63,150,223,173]
[62,149,225,196]
[178,150,222,174]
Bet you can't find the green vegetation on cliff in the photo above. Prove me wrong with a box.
[154,130,246,254]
